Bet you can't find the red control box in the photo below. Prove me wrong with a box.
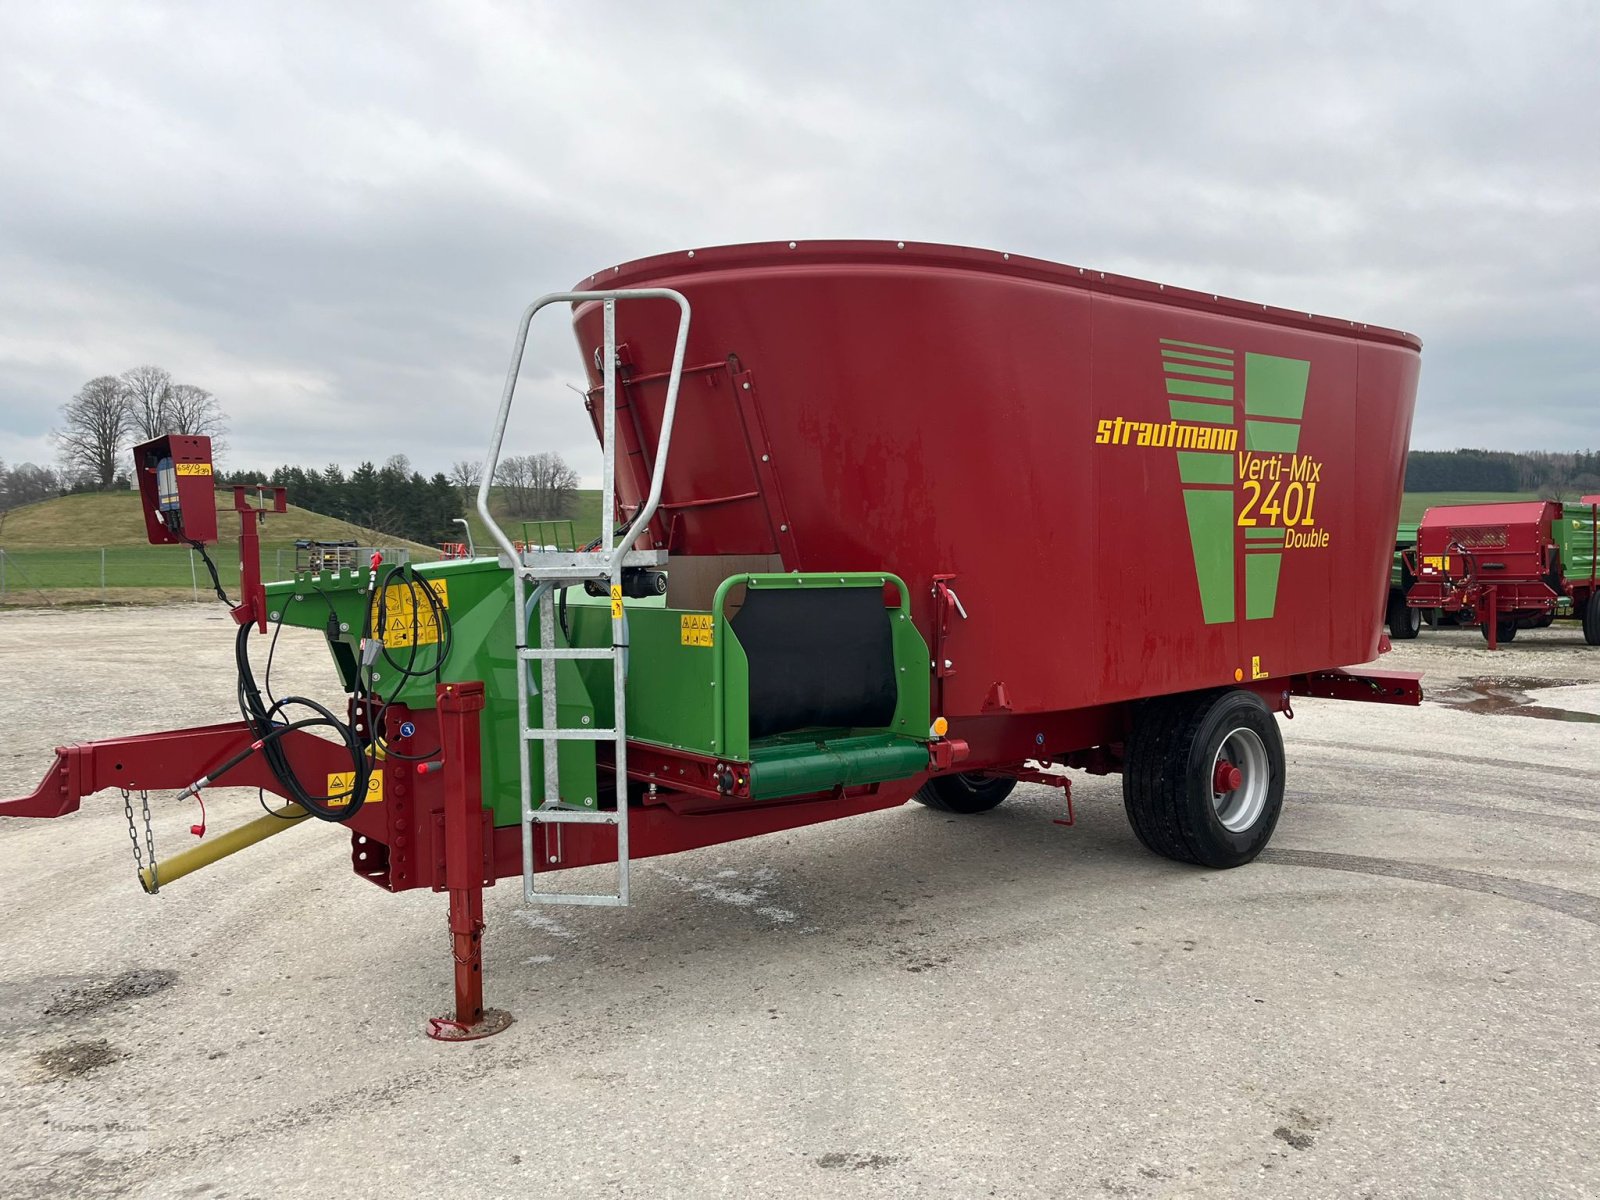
[134,434,219,545]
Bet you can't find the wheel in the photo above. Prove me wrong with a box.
[1585,593,1600,646]
[1122,689,1285,868]
[1480,620,1518,644]
[914,772,1016,814]
[1386,590,1420,640]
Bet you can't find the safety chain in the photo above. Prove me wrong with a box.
[122,788,158,893]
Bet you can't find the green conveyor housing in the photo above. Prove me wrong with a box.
[264,564,932,823]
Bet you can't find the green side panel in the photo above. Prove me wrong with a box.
[1245,551,1283,620]
[1177,452,1233,486]
[1243,353,1310,419]
[1165,378,1234,401]
[1168,400,1235,424]
[746,731,930,801]
[1182,488,1235,624]
[1244,419,1301,453]
[1553,511,1600,584]
[566,599,730,757]
[265,558,597,828]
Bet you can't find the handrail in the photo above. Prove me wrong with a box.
[475,288,692,577]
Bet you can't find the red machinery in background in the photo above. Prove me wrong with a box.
[1406,498,1600,648]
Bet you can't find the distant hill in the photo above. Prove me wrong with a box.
[0,490,434,554]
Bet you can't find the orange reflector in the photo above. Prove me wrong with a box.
[931,717,949,737]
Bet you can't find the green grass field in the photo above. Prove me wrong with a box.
[0,488,605,603]
[1397,491,1540,523]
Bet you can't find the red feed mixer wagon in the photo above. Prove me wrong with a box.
[2,241,1422,1038]
[1405,498,1600,648]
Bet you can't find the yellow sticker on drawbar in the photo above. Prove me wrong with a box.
[610,584,624,620]
[174,462,213,476]
[370,578,449,648]
[326,771,383,808]
[680,613,714,648]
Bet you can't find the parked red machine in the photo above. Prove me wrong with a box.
[2,241,1425,1036]
[1405,498,1600,648]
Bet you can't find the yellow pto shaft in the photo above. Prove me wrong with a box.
[140,803,308,893]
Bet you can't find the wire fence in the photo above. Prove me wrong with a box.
[0,545,415,605]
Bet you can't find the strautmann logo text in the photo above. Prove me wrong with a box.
[1094,337,1328,624]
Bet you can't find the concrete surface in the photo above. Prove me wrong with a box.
[1,604,1597,1199]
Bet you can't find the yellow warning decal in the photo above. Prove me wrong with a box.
[1421,555,1452,572]
[610,584,623,620]
[174,462,213,476]
[1251,655,1268,680]
[371,578,448,648]
[326,770,383,808]
[680,613,714,648]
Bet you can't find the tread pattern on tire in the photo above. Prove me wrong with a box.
[913,773,1016,814]
[1585,593,1600,647]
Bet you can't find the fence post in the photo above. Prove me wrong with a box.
[100,547,107,600]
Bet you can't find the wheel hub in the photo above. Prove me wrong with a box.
[1212,761,1243,793]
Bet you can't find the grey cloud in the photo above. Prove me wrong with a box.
[1,1,1596,479]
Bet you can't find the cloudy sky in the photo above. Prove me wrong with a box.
[1,2,1596,482]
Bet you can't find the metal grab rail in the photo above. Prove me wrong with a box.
[474,288,692,578]
[473,288,690,908]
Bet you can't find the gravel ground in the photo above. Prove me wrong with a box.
[1,605,1597,1199]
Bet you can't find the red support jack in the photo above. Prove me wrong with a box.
[426,681,513,1042]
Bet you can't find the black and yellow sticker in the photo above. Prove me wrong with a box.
[370,578,449,648]
[326,771,383,808]
[680,613,714,648]
[610,584,623,620]
[174,462,213,476]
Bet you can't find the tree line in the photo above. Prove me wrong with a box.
[1404,449,1600,498]
[225,453,580,546]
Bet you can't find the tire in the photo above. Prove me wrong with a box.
[1386,590,1421,640]
[1480,620,1518,644]
[914,772,1016,814]
[1122,690,1285,868]
[1585,593,1600,647]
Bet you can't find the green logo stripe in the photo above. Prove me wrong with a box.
[1243,353,1309,419]
[1161,337,1233,354]
[1161,349,1235,367]
[1244,419,1301,453]
[1168,400,1234,424]
[1245,527,1286,542]
[1165,378,1234,400]
[1244,553,1282,621]
[1176,451,1233,486]
[1182,489,1236,624]
[1163,362,1235,381]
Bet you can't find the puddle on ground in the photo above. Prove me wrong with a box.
[1431,677,1600,724]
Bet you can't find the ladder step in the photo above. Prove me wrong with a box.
[525,891,626,907]
[522,727,619,741]
[518,646,616,660]
[528,808,621,825]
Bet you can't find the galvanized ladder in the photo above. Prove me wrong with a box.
[476,289,691,906]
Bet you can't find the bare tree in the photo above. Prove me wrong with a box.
[121,365,173,442]
[449,459,482,506]
[165,383,228,453]
[54,377,131,490]
[496,451,579,518]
